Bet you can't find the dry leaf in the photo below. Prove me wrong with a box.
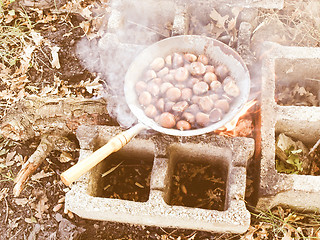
[30,193,49,219]
[0,188,9,202]
[5,14,15,24]
[281,229,293,240]
[59,152,73,163]
[30,30,43,46]
[82,78,103,94]
[205,23,225,38]
[102,161,123,177]
[227,18,236,31]
[79,21,91,35]
[25,217,37,224]
[6,151,16,162]
[9,217,21,229]
[14,198,29,206]
[241,225,255,239]
[50,46,61,69]
[37,13,58,24]
[14,154,24,166]
[80,6,93,19]
[15,45,36,75]
[135,182,144,188]
[209,8,228,29]
[53,203,63,212]
[310,161,320,175]
[91,17,105,31]
[31,170,54,181]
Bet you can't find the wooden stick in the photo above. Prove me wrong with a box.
[13,135,54,197]
[60,123,147,186]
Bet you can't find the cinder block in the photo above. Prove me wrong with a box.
[257,42,320,211]
[172,6,189,36]
[181,0,283,9]
[105,0,283,49]
[65,125,254,233]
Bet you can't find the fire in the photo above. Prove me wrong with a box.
[225,100,257,131]
[215,99,257,136]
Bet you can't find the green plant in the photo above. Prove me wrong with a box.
[0,0,34,67]
[276,147,303,174]
[0,134,15,156]
[247,206,320,239]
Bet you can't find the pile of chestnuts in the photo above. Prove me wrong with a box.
[135,52,240,130]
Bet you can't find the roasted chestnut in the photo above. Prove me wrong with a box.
[158,112,176,128]
[193,82,209,95]
[176,120,191,130]
[137,52,241,131]
[166,87,182,102]
[150,57,165,71]
[189,62,206,76]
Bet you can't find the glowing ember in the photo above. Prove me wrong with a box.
[215,100,257,137]
[224,100,257,131]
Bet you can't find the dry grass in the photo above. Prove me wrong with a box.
[0,0,35,68]
[255,0,320,47]
[246,206,320,239]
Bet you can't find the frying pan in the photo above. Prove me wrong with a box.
[60,35,250,186]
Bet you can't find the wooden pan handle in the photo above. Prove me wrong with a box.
[60,123,147,186]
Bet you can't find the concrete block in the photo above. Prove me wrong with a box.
[237,22,256,67]
[107,9,124,33]
[65,125,254,233]
[172,6,189,36]
[257,42,320,211]
[150,157,170,191]
[105,0,283,49]
[175,0,283,9]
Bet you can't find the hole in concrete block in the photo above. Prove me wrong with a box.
[166,144,228,211]
[94,152,154,202]
[169,162,226,211]
[275,130,320,176]
[275,58,320,106]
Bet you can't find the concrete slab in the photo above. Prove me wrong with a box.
[257,42,320,211]
[65,125,254,233]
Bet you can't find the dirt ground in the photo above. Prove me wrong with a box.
[1,0,320,239]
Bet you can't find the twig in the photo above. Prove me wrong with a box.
[308,138,320,155]
[12,134,76,196]
[13,135,54,196]
[101,161,123,177]
[127,20,168,38]
[159,227,177,237]
[185,231,197,239]
[305,78,320,82]
[9,228,23,240]
[4,196,9,224]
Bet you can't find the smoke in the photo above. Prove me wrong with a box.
[76,0,175,128]
[75,0,260,128]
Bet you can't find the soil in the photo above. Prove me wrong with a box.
[170,162,226,211]
[99,156,153,202]
[23,12,99,100]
